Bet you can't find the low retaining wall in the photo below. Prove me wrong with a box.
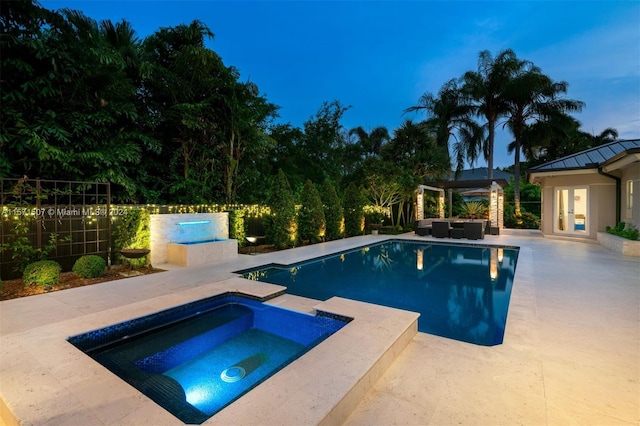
[597,232,640,257]
[150,213,230,265]
[166,239,238,266]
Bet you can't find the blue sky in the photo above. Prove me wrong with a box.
[45,0,640,169]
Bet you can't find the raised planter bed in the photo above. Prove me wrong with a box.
[597,232,640,257]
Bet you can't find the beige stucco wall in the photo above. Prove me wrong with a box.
[538,173,616,239]
[620,165,640,228]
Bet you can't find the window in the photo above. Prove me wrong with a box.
[627,180,633,218]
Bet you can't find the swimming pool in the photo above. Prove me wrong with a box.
[67,293,349,424]
[241,239,519,346]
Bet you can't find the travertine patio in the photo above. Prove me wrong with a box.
[1,231,638,425]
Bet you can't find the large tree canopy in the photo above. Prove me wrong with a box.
[2,2,615,221]
[1,2,277,203]
[1,2,151,199]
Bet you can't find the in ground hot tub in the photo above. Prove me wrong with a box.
[68,294,350,424]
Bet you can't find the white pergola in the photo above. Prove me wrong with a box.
[416,185,445,220]
[416,180,506,229]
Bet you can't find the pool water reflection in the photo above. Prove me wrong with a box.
[242,240,519,346]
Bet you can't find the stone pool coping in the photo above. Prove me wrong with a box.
[0,276,418,425]
[2,233,638,425]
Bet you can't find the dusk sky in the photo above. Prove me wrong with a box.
[44,1,640,169]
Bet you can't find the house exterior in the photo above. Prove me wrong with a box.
[528,139,640,240]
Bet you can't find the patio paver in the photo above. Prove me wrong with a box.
[1,233,639,425]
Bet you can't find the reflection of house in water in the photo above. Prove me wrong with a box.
[436,245,516,343]
[419,245,514,292]
[414,245,514,292]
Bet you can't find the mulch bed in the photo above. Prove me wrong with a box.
[1,244,289,301]
[238,244,281,255]
[0,265,164,301]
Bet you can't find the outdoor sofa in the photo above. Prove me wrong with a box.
[416,218,487,240]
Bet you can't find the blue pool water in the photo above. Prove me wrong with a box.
[67,294,349,424]
[241,240,519,346]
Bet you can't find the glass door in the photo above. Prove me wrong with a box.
[555,187,588,234]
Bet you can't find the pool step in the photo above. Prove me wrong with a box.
[264,293,321,314]
[211,296,419,425]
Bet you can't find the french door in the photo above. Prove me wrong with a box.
[555,187,588,234]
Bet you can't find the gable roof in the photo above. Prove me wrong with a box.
[528,139,640,173]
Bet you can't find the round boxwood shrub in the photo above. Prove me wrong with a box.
[23,260,62,287]
[72,255,107,278]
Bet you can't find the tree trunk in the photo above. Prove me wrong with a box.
[514,137,521,216]
[487,120,495,180]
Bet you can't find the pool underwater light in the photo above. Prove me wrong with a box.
[220,366,246,383]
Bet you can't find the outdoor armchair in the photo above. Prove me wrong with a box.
[432,221,451,238]
[463,221,485,240]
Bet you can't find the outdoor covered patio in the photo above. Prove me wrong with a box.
[415,179,508,238]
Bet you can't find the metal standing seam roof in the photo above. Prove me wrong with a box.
[528,139,640,172]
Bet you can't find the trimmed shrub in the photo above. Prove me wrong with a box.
[344,183,365,237]
[606,222,639,240]
[321,180,343,240]
[266,169,297,249]
[72,255,106,278]
[229,210,246,248]
[23,260,61,287]
[505,211,540,229]
[298,180,326,243]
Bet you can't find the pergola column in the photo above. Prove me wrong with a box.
[489,181,504,228]
[416,185,445,220]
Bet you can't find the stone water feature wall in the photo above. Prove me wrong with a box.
[150,213,230,265]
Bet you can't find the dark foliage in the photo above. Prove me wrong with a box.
[297,180,326,243]
[343,183,365,237]
[265,170,296,249]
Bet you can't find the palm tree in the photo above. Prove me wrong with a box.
[589,127,619,146]
[521,113,618,169]
[504,70,584,214]
[522,112,583,165]
[405,79,481,175]
[462,49,529,179]
[349,126,390,159]
[381,120,450,224]
[383,119,449,178]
